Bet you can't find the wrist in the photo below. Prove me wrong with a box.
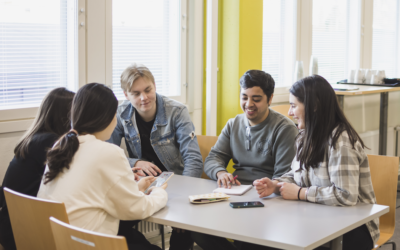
[271,180,280,193]
[297,187,302,200]
[300,187,307,200]
[216,170,228,178]
[133,160,143,167]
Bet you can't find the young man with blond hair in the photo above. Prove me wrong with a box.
[108,63,202,250]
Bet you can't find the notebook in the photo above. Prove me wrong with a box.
[213,185,253,195]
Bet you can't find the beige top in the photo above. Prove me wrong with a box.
[38,134,168,236]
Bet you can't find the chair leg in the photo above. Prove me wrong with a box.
[159,224,165,250]
[384,241,396,250]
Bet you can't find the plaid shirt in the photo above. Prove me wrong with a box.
[275,130,379,244]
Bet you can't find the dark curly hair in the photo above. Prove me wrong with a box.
[239,70,275,103]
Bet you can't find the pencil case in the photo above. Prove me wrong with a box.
[189,193,230,204]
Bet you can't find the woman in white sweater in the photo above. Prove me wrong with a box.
[38,83,168,250]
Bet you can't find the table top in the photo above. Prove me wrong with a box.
[332,83,400,96]
[146,175,388,250]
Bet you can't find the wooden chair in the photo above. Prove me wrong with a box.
[270,104,292,119]
[50,217,129,250]
[367,154,399,250]
[196,135,219,179]
[3,187,69,250]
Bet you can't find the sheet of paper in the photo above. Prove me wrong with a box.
[213,185,252,195]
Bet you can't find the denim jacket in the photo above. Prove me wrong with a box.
[108,93,203,178]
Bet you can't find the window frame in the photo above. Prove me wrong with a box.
[105,0,188,104]
[0,0,189,133]
[0,0,86,133]
[272,0,375,105]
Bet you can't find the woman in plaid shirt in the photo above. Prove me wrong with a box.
[254,75,378,250]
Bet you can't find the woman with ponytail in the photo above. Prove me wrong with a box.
[253,75,378,250]
[0,88,75,250]
[37,83,167,250]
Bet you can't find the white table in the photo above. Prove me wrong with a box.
[332,83,400,155]
[146,175,389,250]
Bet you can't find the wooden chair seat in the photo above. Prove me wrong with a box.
[374,232,394,249]
[4,187,69,250]
[196,135,218,179]
[50,217,129,250]
[368,154,399,250]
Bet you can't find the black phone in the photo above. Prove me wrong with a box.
[229,201,264,208]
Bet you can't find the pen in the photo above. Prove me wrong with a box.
[229,175,238,185]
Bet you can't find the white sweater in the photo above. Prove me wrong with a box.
[37,134,168,235]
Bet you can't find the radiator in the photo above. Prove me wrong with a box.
[137,221,172,238]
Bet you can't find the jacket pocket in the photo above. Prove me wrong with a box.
[157,136,179,162]
[125,134,139,158]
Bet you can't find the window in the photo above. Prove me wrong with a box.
[312,0,360,83]
[0,0,77,110]
[372,0,400,78]
[112,0,184,101]
[262,0,297,86]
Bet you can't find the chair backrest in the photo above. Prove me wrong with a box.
[367,154,399,235]
[196,135,219,179]
[270,104,292,119]
[50,217,129,250]
[3,187,69,250]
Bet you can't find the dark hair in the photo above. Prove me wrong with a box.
[14,88,75,158]
[44,83,118,184]
[290,75,366,170]
[239,70,275,102]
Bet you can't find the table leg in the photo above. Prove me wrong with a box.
[337,95,344,110]
[379,92,388,155]
[330,235,343,250]
[159,224,165,250]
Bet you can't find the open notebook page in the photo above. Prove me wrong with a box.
[213,185,253,195]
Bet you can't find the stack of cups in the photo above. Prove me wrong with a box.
[364,70,373,84]
[309,56,318,76]
[348,70,356,83]
[354,69,364,83]
[293,61,304,82]
[348,69,386,84]
[377,70,386,84]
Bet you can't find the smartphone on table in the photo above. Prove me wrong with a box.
[144,172,174,194]
[229,201,264,208]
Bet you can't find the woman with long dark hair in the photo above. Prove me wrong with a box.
[254,75,378,250]
[0,87,75,250]
[37,83,167,250]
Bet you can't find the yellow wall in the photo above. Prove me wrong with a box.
[202,0,263,172]
[203,0,263,135]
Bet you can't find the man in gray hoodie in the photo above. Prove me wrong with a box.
[192,70,298,250]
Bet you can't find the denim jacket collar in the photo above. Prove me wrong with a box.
[119,93,167,127]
